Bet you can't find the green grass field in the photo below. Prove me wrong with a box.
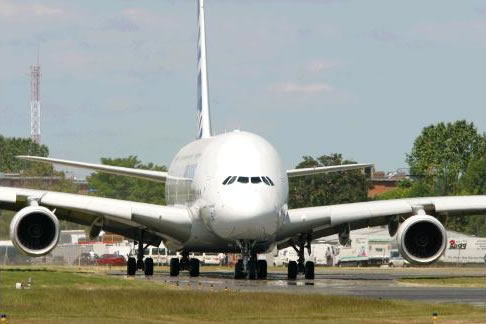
[0,267,485,323]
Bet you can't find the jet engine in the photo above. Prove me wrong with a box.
[396,215,447,265]
[9,206,60,257]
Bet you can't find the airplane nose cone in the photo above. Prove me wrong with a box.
[212,191,278,240]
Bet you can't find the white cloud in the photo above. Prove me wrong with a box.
[272,82,333,94]
[0,1,66,22]
[307,59,343,72]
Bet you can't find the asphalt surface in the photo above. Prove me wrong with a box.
[111,267,486,305]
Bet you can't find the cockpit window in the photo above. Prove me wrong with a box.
[224,176,273,185]
[237,177,249,184]
[251,177,262,184]
[222,176,232,185]
[261,176,270,185]
[266,176,275,186]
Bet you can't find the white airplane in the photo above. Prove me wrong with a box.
[2,0,485,280]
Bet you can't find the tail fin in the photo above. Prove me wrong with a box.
[196,0,212,139]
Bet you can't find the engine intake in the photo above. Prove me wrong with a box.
[396,215,447,265]
[9,206,60,257]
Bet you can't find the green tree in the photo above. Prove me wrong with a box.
[0,135,54,175]
[289,154,370,209]
[87,156,167,205]
[374,180,434,200]
[458,158,486,236]
[406,121,485,195]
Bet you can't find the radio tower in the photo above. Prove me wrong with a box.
[30,63,41,144]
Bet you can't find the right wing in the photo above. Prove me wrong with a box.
[0,186,193,246]
[278,195,486,244]
[17,156,189,183]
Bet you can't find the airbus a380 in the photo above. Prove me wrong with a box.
[2,0,485,280]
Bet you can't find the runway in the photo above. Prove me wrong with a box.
[111,267,486,305]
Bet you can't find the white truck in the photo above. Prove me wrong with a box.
[336,237,390,267]
[388,249,409,267]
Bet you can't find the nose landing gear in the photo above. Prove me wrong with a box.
[288,234,314,280]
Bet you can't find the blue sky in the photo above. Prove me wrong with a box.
[1,0,485,176]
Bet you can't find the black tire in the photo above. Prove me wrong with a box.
[127,257,136,276]
[257,260,267,279]
[304,261,315,280]
[234,260,245,279]
[144,258,154,276]
[248,260,257,280]
[189,258,200,277]
[288,261,298,280]
[170,258,180,277]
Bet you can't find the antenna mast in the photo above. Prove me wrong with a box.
[30,63,41,144]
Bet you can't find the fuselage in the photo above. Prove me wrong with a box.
[166,131,288,246]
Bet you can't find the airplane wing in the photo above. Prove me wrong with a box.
[17,156,190,183]
[0,186,192,249]
[286,163,374,178]
[278,195,486,246]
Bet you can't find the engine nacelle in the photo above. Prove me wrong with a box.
[396,215,447,265]
[9,206,60,257]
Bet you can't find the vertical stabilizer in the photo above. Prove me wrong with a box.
[196,0,212,139]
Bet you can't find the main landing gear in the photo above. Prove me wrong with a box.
[127,240,154,276]
[288,234,314,280]
[234,240,267,280]
[169,250,200,277]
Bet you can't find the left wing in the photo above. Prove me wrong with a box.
[0,186,192,256]
[278,195,486,243]
[17,156,190,183]
[287,163,374,178]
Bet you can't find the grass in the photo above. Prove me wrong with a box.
[0,267,484,323]
[399,277,486,288]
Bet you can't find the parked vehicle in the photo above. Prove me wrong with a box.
[336,237,390,267]
[96,254,126,266]
[195,252,224,265]
[388,249,409,267]
[130,246,179,265]
[72,253,99,266]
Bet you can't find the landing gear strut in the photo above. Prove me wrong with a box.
[127,240,154,276]
[288,233,314,280]
[234,240,267,280]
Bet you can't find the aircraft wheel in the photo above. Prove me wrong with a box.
[288,261,298,280]
[127,257,136,276]
[257,260,267,279]
[170,258,180,277]
[144,258,154,276]
[248,260,257,280]
[304,261,315,280]
[234,260,245,279]
[189,258,200,277]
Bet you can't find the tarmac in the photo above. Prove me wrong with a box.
[112,266,486,306]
